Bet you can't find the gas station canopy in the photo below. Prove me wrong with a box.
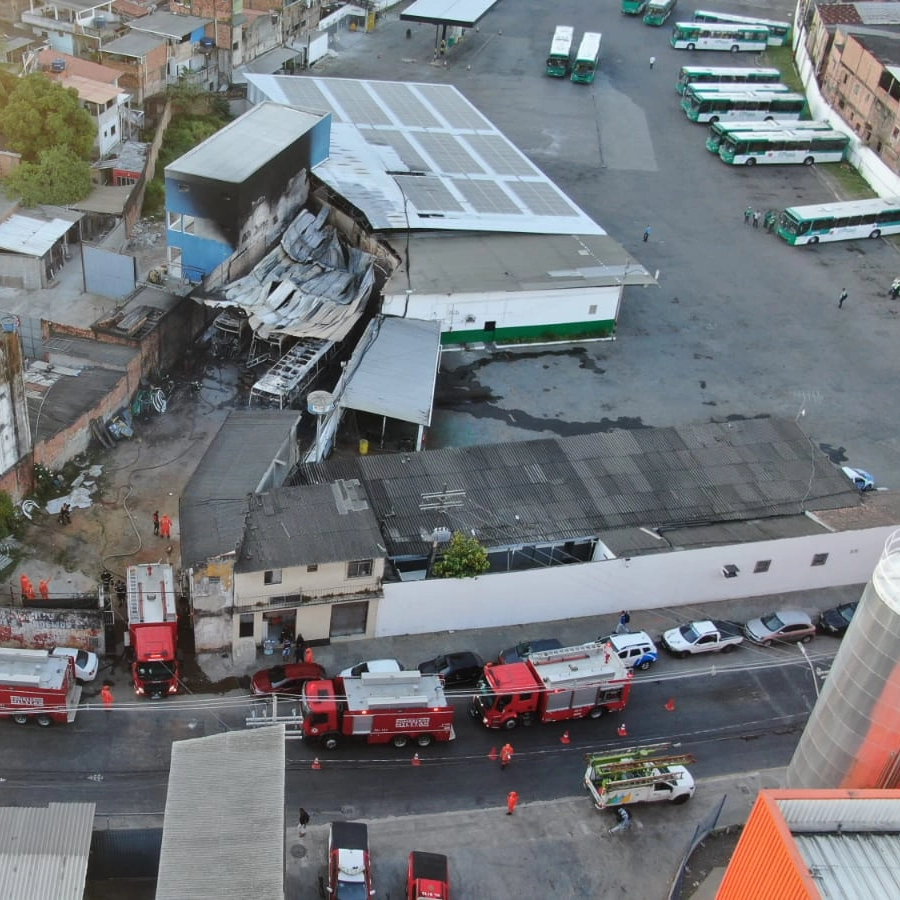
[401,0,502,27]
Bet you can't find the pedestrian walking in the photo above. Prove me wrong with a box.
[616,610,631,634]
[101,684,114,708]
[304,646,315,664]
[63,504,71,524]
[440,39,446,57]
[752,210,760,229]
[298,807,310,837]
[282,638,292,661]
[500,743,514,769]
[838,288,848,309]
[744,206,753,225]
[294,634,306,664]
[890,277,900,299]
[643,226,650,242]
[159,513,172,539]
[649,55,655,69]
[506,790,519,815]
[38,578,50,601]
[153,510,160,535]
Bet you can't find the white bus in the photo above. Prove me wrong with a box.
[675,65,781,95]
[777,198,900,245]
[683,89,806,123]
[571,32,602,84]
[705,119,832,153]
[683,82,789,102]
[546,26,575,77]
[671,22,769,52]
[692,10,792,46]
[718,128,849,166]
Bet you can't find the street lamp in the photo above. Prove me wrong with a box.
[798,642,820,699]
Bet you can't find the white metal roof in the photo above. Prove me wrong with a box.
[245,75,603,235]
[129,10,211,38]
[167,101,324,183]
[0,803,95,900]
[126,563,176,624]
[0,648,70,689]
[340,317,441,427]
[401,0,501,27]
[0,214,74,256]
[529,641,630,687]
[156,726,285,900]
[343,671,447,710]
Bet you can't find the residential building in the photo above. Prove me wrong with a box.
[21,0,118,56]
[99,29,168,103]
[127,10,216,88]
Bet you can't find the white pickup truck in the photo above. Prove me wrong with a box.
[660,620,744,658]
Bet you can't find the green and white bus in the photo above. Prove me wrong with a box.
[571,32,602,84]
[621,0,649,15]
[777,198,900,245]
[676,65,781,95]
[643,0,677,26]
[705,119,832,153]
[719,128,849,165]
[546,26,575,77]
[682,89,806,123]
[671,22,769,52]
[683,82,789,102]
[692,10,792,47]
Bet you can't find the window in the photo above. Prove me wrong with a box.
[307,564,318,573]
[811,553,828,567]
[588,304,597,315]
[208,575,221,584]
[239,614,254,637]
[264,569,283,585]
[347,559,373,578]
[754,560,771,574]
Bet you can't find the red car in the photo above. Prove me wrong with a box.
[407,851,449,900]
[250,662,325,696]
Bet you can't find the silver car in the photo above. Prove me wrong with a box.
[744,610,815,647]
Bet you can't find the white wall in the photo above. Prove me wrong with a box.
[375,526,895,636]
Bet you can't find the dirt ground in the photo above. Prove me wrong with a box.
[681,827,744,898]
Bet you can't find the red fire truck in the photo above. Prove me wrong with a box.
[125,563,180,698]
[407,851,450,900]
[470,640,632,730]
[0,648,82,726]
[301,671,456,750]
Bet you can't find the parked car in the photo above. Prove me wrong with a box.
[338,658,405,678]
[744,610,815,647]
[417,651,485,686]
[841,466,875,492]
[659,620,744,658]
[498,639,562,664]
[51,647,99,683]
[327,821,374,899]
[598,631,659,670]
[818,601,859,636]
[251,662,326,696]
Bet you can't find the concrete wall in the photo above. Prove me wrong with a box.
[0,252,42,291]
[0,331,32,486]
[375,526,895,637]
[0,606,105,654]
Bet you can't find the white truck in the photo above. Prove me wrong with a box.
[584,743,696,809]
[660,619,744,658]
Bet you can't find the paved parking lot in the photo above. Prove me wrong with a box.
[318,0,900,487]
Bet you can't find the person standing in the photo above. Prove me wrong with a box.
[616,610,631,634]
[304,645,315,664]
[38,578,50,601]
[506,791,519,815]
[153,510,160,536]
[744,206,753,225]
[298,808,310,837]
[838,288,848,309]
[649,55,655,69]
[752,210,760,229]
[160,513,172,539]
[282,638,292,661]
[101,684,114,708]
[294,634,306,664]
[643,226,650,243]
[500,743,514,769]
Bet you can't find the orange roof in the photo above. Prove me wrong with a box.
[58,73,124,105]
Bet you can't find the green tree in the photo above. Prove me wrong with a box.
[4,146,92,206]
[432,531,490,579]
[0,73,95,162]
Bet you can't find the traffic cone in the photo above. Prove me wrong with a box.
[560,730,571,744]
[617,723,628,737]
[311,757,321,770]
[665,698,676,712]
[488,746,498,761]
[412,753,421,767]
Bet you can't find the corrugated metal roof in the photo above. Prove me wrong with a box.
[797,832,900,897]
[341,317,441,426]
[156,726,285,900]
[101,30,165,57]
[232,45,302,83]
[779,797,900,828]
[0,802,95,900]
[401,0,500,27]
[0,214,76,256]
[129,10,211,37]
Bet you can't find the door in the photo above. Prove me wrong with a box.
[330,601,368,637]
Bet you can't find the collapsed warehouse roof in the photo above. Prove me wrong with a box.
[202,207,375,342]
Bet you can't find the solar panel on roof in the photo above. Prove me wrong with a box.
[423,85,493,130]
[452,179,520,214]
[463,134,539,176]
[328,80,393,126]
[508,182,582,217]
[371,82,442,128]
[395,175,464,212]
[415,132,484,174]
[364,130,429,172]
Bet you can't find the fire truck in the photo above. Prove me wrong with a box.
[125,563,180,698]
[470,640,632,730]
[0,648,82,726]
[407,851,450,900]
[584,743,696,809]
[301,671,456,750]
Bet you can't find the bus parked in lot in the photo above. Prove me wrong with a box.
[683,89,806,123]
[571,32,602,84]
[692,10,792,46]
[705,119,832,153]
[671,22,769,52]
[676,65,781,95]
[683,82,789,101]
[644,0,677,26]
[622,0,649,14]
[718,128,849,166]
[777,198,900,245]
[546,25,575,77]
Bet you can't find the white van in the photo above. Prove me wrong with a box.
[600,631,659,671]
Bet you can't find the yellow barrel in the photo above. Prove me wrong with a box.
[359,438,369,455]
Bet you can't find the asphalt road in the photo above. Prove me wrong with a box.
[318,0,900,487]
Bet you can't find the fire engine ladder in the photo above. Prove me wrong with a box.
[245,695,304,740]
[529,641,607,665]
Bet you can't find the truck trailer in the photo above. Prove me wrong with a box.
[302,671,456,750]
[0,647,82,726]
[471,640,632,730]
[126,563,179,698]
